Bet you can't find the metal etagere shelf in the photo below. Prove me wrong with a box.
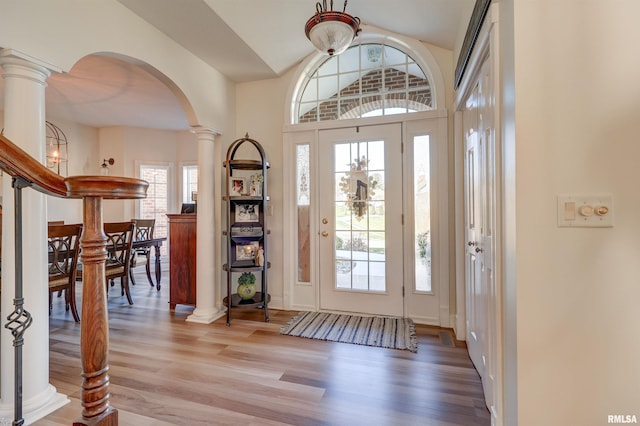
[222,134,270,325]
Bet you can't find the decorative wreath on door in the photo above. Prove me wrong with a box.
[339,156,378,220]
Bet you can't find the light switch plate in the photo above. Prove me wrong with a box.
[557,194,613,227]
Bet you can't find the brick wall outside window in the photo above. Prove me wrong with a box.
[299,68,432,123]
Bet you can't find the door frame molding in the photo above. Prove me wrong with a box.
[453,3,503,424]
[283,111,449,324]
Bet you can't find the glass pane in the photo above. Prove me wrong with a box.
[333,140,386,292]
[348,241,369,290]
[300,78,318,103]
[408,89,432,110]
[298,101,318,123]
[369,261,386,292]
[339,71,360,96]
[335,201,351,230]
[361,94,382,116]
[361,69,382,94]
[361,44,383,71]
[318,75,339,101]
[368,172,383,202]
[334,144,352,173]
[296,145,310,205]
[369,231,385,253]
[335,230,353,289]
[339,97,360,120]
[384,91,409,115]
[140,165,170,255]
[339,45,360,73]
[407,63,428,86]
[367,141,384,170]
[318,55,338,76]
[183,165,198,204]
[414,135,431,292]
[384,45,407,67]
[295,44,435,123]
[385,66,407,91]
[318,99,338,121]
[296,144,310,283]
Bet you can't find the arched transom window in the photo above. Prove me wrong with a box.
[296,43,433,123]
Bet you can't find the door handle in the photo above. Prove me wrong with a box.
[467,241,476,246]
[321,231,329,237]
[475,247,483,253]
[322,218,328,224]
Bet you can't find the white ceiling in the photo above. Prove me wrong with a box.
[2,0,475,131]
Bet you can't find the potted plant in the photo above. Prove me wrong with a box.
[237,271,257,300]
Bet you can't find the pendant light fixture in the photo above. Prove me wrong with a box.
[45,121,68,176]
[305,0,361,56]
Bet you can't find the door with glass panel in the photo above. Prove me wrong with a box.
[318,124,403,316]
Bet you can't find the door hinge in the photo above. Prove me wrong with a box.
[402,286,405,297]
[401,142,404,154]
[401,213,404,225]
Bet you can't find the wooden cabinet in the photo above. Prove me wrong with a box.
[167,213,196,310]
[223,135,270,325]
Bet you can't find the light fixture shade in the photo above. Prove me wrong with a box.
[305,10,361,56]
[45,121,68,176]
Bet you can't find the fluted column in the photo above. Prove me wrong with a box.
[0,49,68,423]
[186,127,224,324]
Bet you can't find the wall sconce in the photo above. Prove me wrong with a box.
[100,158,114,175]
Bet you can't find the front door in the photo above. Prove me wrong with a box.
[318,124,404,317]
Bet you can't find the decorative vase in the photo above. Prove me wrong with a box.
[237,282,257,300]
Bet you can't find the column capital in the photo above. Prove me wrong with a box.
[190,126,221,140]
[0,49,61,84]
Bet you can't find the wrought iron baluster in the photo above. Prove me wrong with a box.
[4,176,33,426]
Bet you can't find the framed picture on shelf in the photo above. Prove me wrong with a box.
[235,241,259,261]
[249,173,263,196]
[229,177,246,196]
[235,203,259,223]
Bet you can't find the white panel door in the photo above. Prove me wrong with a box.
[464,85,485,373]
[463,56,497,416]
[318,124,404,317]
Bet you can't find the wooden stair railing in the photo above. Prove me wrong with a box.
[0,134,148,426]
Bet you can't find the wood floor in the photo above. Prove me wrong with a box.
[37,271,490,426]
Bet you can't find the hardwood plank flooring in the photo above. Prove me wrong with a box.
[37,271,490,425]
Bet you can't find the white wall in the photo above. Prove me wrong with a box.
[97,126,197,223]
[508,1,640,424]
[235,74,290,308]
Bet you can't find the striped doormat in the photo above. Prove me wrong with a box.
[279,311,418,352]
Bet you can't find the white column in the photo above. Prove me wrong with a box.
[0,49,68,423]
[186,128,225,324]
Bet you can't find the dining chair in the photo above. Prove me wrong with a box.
[129,218,155,287]
[48,223,83,322]
[49,221,66,298]
[104,221,136,305]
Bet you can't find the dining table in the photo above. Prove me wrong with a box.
[72,236,167,291]
[131,236,167,291]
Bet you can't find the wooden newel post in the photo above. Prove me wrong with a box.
[74,195,115,426]
[66,177,148,426]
